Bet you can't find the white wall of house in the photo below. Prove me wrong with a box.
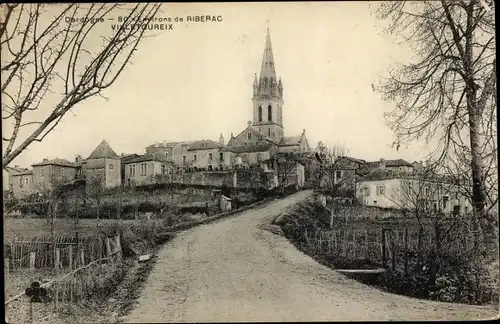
[188,149,233,169]
[357,178,401,208]
[125,160,171,186]
[356,177,473,214]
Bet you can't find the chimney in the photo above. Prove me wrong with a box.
[43,158,48,162]
[75,155,82,163]
[14,165,19,168]
[219,134,224,146]
[379,158,386,170]
[121,153,125,157]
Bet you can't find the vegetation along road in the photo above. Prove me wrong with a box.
[124,190,498,322]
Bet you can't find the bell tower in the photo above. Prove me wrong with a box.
[252,27,284,142]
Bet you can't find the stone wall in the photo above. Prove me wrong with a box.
[170,171,234,187]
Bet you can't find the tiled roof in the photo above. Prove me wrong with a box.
[32,158,77,167]
[366,159,411,167]
[187,140,223,151]
[279,136,301,146]
[146,141,194,149]
[5,166,26,174]
[124,153,173,164]
[121,153,141,162]
[358,168,457,183]
[87,140,119,159]
[11,169,33,176]
[338,156,366,165]
[230,143,273,153]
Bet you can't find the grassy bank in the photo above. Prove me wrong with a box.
[273,196,499,306]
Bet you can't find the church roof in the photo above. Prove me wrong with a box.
[188,139,223,151]
[230,143,273,153]
[87,140,119,160]
[280,136,301,146]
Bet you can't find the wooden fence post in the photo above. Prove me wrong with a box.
[364,230,369,260]
[29,252,36,270]
[115,235,122,263]
[55,249,60,271]
[391,231,396,270]
[344,229,348,258]
[106,238,113,265]
[404,228,409,275]
[80,250,85,267]
[381,229,387,268]
[69,245,73,270]
[353,230,357,259]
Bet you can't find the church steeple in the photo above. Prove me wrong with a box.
[252,25,284,142]
[259,28,276,81]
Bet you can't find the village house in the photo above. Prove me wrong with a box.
[145,140,194,168]
[3,165,27,196]
[120,153,141,184]
[123,152,174,186]
[31,158,78,192]
[82,140,122,188]
[186,138,234,171]
[356,169,472,214]
[10,168,34,198]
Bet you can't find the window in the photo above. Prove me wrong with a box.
[109,164,114,169]
[425,186,429,196]
[183,155,187,163]
[258,106,263,122]
[208,165,213,171]
[335,170,342,179]
[165,152,168,157]
[247,132,252,140]
[268,128,271,136]
[19,177,23,187]
[141,163,147,175]
[363,187,370,197]
[40,168,44,177]
[209,153,213,160]
[193,154,197,161]
[257,153,262,162]
[129,164,136,176]
[161,165,166,174]
[443,196,449,210]
[25,177,29,186]
[465,206,469,213]
[219,152,224,162]
[268,105,272,121]
[376,185,386,196]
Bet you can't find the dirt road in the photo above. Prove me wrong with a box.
[123,191,498,322]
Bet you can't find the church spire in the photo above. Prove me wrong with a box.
[259,27,276,81]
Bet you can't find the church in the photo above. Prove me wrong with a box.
[146,28,310,170]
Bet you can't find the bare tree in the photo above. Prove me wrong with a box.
[1,4,162,168]
[314,141,352,196]
[373,1,496,229]
[86,174,104,225]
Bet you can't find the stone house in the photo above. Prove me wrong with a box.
[120,153,141,185]
[3,165,26,195]
[186,139,234,171]
[10,168,34,198]
[83,140,121,188]
[145,141,194,167]
[123,152,174,186]
[32,158,78,192]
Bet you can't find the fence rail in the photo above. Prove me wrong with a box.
[305,224,483,273]
[4,234,122,324]
[5,234,118,272]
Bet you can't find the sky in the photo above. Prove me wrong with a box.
[2,2,432,168]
